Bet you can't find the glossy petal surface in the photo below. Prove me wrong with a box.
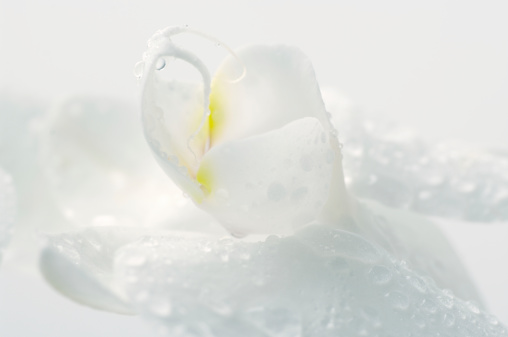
[40,226,148,314]
[197,117,334,235]
[208,44,334,147]
[324,90,508,222]
[114,225,506,337]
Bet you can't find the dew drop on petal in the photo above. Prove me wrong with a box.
[133,61,144,78]
[300,154,313,172]
[368,265,392,286]
[267,183,287,201]
[443,312,456,327]
[155,58,166,70]
[386,291,409,311]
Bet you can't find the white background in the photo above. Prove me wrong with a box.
[1,0,507,336]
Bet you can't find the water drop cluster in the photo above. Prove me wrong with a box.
[114,225,507,336]
[335,110,508,222]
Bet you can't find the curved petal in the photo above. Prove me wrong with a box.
[0,168,15,265]
[196,117,335,235]
[350,199,483,305]
[113,225,506,336]
[39,226,149,314]
[209,44,335,147]
[139,29,210,201]
[324,89,508,222]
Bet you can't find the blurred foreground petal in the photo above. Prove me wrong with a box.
[40,226,147,314]
[114,225,506,337]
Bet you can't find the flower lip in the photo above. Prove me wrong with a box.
[137,27,248,203]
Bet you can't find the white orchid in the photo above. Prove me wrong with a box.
[133,27,481,301]
[136,26,344,237]
[0,26,501,336]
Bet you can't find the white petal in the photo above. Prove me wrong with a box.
[113,225,505,336]
[0,168,15,265]
[197,117,335,235]
[324,89,508,222]
[208,44,335,147]
[39,226,149,314]
[353,199,483,304]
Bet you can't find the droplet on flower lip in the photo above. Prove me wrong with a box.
[138,26,343,235]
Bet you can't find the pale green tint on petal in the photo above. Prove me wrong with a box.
[197,117,334,235]
[114,225,507,337]
[39,227,151,314]
[209,44,335,147]
[0,168,15,265]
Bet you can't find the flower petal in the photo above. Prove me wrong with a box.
[39,226,149,314]
[0,168,15,265]
[140,30,211,201]
[346,199,484,304]
[197,117,335,235]
[113,225,506,336]
[208,44,335,147]
[324,89,508,222]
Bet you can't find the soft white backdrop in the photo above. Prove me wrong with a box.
[1,0,507,336]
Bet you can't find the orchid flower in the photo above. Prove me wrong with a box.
[136,26,346,237]
[30,27,507,336]
[134,27,482,301]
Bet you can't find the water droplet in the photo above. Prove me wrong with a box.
[466,301,480,314]
[368,265,392,285]
[133,61,144,78]
[125,254,147,267]
[438,294,454,309]
[386,291,409,311]
[407,274,427,293]
[291,187,308,202]
[149,300,172,317]
[300,155,313,171]
[443,312,455,327]
[155,58,166,70]
[220,254,229,262]
[231,232,246,239]
[421,299,438,314]
[267,183,286,201]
